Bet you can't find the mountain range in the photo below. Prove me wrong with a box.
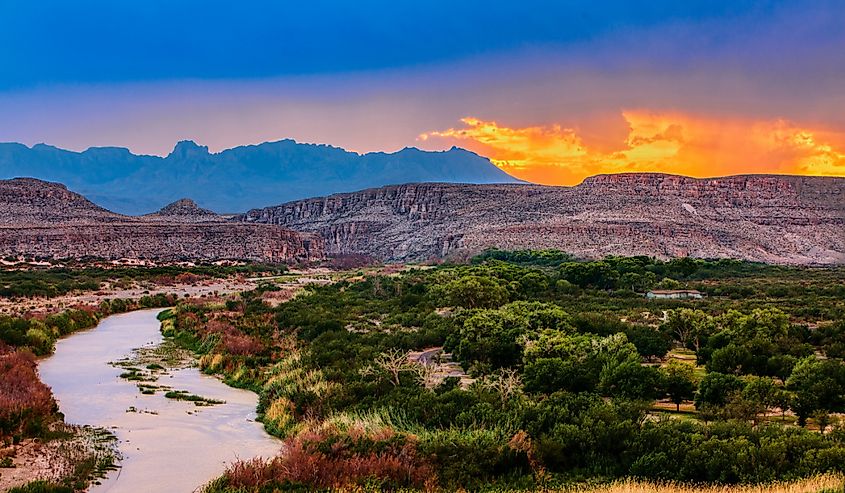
[240,174,845,265]
[0,173,842,265]
[0,178,322,263]
[0,140,520,214]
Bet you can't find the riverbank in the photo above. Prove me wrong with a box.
[0,425,118,492]
[32,309,282,492]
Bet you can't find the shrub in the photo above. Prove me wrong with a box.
[0,349,56,438]
[214,425,433,491]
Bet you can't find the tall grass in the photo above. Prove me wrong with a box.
[546,474,845,493]
[223,473,843,493]
[259,349,337,437]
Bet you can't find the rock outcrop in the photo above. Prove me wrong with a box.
[239,174,845,265]
[0,178,323,262]
[144,198,221,222]
[0,177,126,224]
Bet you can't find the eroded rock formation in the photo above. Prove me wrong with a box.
[239,174,845,265]
[0,178,323,262]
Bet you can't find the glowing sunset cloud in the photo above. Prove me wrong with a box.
[420,113,845,185]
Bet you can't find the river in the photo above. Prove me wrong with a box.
[38,309,282,492]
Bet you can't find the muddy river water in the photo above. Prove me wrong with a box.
[39,309,282,492]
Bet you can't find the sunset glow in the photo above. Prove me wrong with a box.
[420,113,845,185]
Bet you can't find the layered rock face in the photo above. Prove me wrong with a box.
[239,174,845,265]
[0,178,323,262]
[0,224,318,263]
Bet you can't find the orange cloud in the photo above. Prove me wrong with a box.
[419,113,845,185]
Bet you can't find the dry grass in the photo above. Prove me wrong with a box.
[547,474,844,493]
[321,474,845,493]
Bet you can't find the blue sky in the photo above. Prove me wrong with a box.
[1,1,843,182]
[0,1,776,89]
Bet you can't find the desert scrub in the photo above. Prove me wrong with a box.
[6,481,74,493]
[202,422,434,492]
[0,349,56,439]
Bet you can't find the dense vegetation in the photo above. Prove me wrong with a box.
[156,251,845,491]
[0,294,177,357]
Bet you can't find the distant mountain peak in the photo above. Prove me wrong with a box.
[152,198,219,220]
[168,140,210,159]
[0,139,521,214]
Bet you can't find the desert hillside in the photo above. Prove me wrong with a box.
[239,173,845,265]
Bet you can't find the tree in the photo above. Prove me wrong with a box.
[695,372,744,409]
[786,357,845,427]
[523,357,586,394]
[363,348,412,386]
[812,409,832,433]
[811,320,845,359]
[450,302,572,369]
[661,360,697,411]
[558,261,619,290]
[663,309,714,352]
[437,275,508,309]
[410,358,439,389]
[599,360,661,400]
[625,325,671,361]
[766,354,798,383]
[707,344,752,375]
[483,368,523,406]
[740,376,779,425]
[517,272,550,299]
[620,271,657,292]
[772,389,791,422]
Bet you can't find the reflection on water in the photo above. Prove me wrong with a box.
[39,309,281,493]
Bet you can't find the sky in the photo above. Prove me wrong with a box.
[1,0,844,184]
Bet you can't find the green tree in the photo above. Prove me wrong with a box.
[786,357,845,427]
[437,275,509,309]
[625,325,671,361]
[661,360,697,411]
[558,261,619,290]
[449,302,572,369]
[663,309,714,352]
[740,376,779,425]
[695,372,744,409]
[599,360,661,400]
[707,344,752,375]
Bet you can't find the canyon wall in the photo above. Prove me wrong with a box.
[239,174,845,265]
[0,178,323,263]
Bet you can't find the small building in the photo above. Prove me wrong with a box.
[646,289,703,300]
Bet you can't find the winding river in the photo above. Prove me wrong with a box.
[39,309,282,492]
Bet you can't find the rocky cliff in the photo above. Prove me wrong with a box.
[0,178,323,262]
[239,174,845,265]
